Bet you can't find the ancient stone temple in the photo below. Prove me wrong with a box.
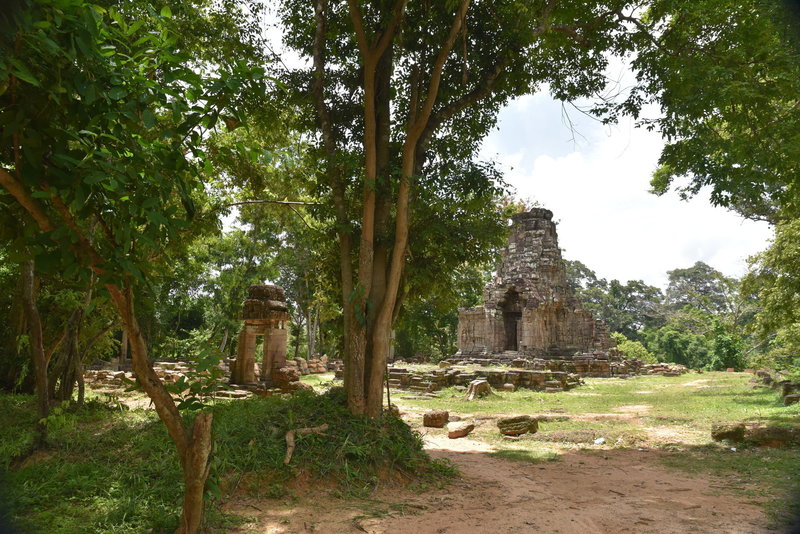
[230,284,289,385]
[456,208,612,359]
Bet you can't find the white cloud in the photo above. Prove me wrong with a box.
[480,96,773,289]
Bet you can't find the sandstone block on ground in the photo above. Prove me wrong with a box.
[497,415,538,436]
[711,422,746,442]
[502,383,515,392]
[273,367,300,389]
[447,421,475,439]
[784,394,800,406]
[423,409,449,428]
[746,425,800,446]
[781,382,800,397]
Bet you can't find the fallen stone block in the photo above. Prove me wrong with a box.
[497,415,538,436]
[447,421,475,439]
[784,394,800,407]
[746,425,800,447]
[423,409,449,428]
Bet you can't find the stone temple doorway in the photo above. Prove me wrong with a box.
[500,288,522,351]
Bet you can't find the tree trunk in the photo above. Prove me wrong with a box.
[21,259,49,447]
[107,284,211,534]
[218,328,229,354]
[120,328,128,365]
[177,412,213,534]
[306,306,318,359]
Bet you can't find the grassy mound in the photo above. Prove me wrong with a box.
[0,388,454,533]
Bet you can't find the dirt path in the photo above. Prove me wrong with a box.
[224,438,770,534]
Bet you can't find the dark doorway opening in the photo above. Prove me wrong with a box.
[500,288,521,351]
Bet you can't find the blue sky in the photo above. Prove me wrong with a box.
[478,92,773,288]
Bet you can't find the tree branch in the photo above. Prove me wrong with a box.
[347,0,369,56]
[0,168,55,233]
[415,56,509,171]
[410,0,471,138]
[223,199,320,208]
[374,0,407,58]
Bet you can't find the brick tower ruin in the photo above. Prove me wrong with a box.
[456,208,612,359]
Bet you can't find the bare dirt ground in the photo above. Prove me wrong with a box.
[223,435,771,534]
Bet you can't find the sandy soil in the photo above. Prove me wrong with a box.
[223,438,771,534]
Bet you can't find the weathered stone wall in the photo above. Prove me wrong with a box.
[457,208,612,359]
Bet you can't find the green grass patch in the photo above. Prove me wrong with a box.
[298,372,339,392]
[488,448,560,464]
[402,372,798,426]
[1,388,451,533]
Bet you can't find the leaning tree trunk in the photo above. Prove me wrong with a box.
[107,284,212,534]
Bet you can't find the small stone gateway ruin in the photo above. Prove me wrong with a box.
[230,284,290,386]
[388,208,642,394]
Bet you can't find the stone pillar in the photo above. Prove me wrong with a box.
[232,327,256,384]
[262,320,288,386]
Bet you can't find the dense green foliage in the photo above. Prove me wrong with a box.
[627,0,800,219]
[610,332,658,364]
[566,260,760,371]
[743,218,800,378]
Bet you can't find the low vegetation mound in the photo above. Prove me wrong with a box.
[0,388,453,533]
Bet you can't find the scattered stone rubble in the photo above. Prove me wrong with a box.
[447,421,475,439]
[284,355,337,375]
[749,369,800,406]
[640,363,690,376]
[86,284,339,398]
[423,409,449,428]
[387,365,581,393]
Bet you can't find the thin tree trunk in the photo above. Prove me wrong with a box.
[120,328,128,365]
[107,284,211,533]
[218,328,229,354]
[178,412,213,534]
[21,259,48,447]
[307,306,319,359]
